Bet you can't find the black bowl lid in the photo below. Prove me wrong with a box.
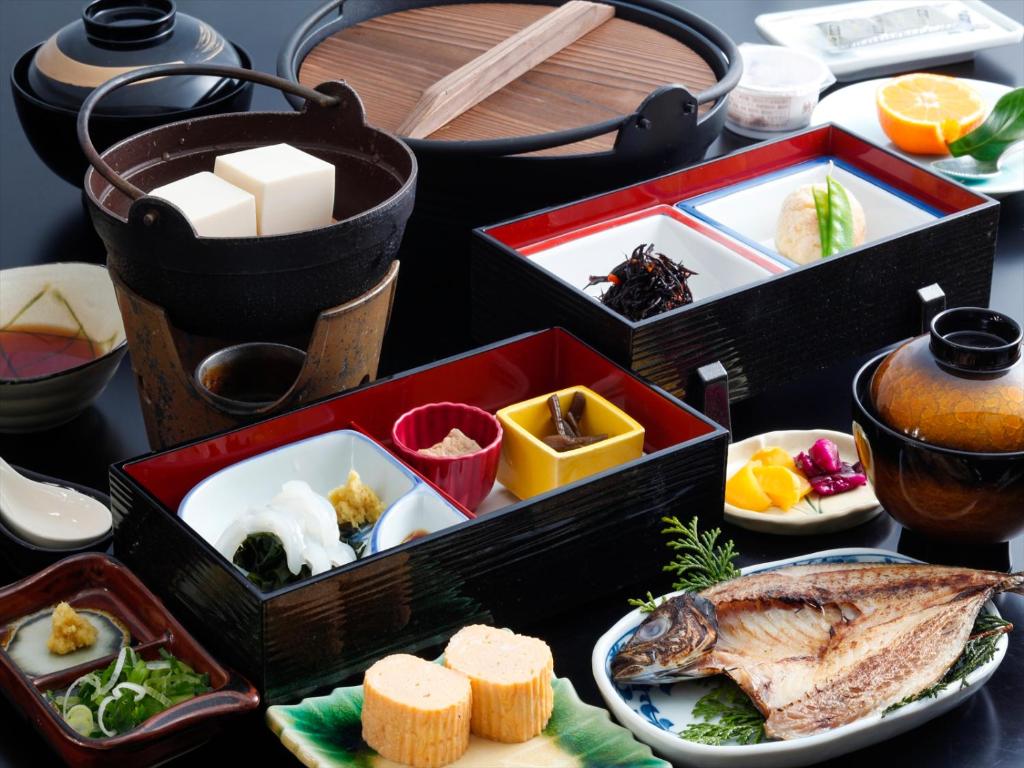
[26,0,242,113]
[929,307,1023,374]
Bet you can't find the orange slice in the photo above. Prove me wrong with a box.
[877,74,985,155]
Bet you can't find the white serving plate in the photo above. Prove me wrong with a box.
[178,429,421,549]
[680,158,939,266]
[592,548,1009,768]
[756,0,1023,81]
[724,429,881,535]
[523,205,781,306]
[813,77,1024,197]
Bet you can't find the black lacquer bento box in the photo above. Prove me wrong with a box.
[470,124,1000,403]
[109,329,728,702]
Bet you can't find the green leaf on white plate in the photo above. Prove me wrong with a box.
[266,675,668,768]
[948,88,1024,162]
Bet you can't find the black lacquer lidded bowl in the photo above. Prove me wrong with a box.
[11,0,253,185]
[28,0,243,112]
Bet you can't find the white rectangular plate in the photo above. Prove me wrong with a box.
[755,0,1023,81]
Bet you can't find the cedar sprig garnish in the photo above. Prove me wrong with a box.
[661,515,740,592]
[628,516,740,611]
[679,681,765,745]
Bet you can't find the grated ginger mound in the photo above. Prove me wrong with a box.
[47,602,98,655]
[328,469,385,528]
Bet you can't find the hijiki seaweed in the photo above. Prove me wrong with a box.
[587,243,697,322]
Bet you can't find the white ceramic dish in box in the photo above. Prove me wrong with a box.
[724,429,881,535]
[680,158,939,267]
[523,205,781,305]
[592,548,1009,768]
[178,429,419,548]
[369,484,469,554]
[813,77,1024,197]
[0,263,127,433]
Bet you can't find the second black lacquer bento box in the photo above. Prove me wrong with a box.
[109,329,728,702]
[470,124,1000,403]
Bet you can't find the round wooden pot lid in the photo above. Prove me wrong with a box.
[298,2,718,155]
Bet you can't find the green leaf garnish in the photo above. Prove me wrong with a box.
[679,681,765,745]
[948,88,1024,162]
[883,614,1011,715]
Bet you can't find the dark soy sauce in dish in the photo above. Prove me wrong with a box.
[402,529,430,544]
[0,324,99,379]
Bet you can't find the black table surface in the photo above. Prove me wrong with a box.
[1,1,1022,766]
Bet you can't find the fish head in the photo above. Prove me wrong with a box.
[611,593,718,683]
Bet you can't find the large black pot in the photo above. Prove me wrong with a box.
[278,0,742,370]
[81,65,417,341]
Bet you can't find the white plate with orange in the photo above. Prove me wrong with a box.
[813,76,1022,196]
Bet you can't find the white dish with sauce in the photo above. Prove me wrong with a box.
[0,263,127,433]
[369,484,469,554]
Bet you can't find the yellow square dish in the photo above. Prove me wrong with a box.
[496,386,645,500]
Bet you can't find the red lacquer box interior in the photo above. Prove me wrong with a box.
[109,328,728,701]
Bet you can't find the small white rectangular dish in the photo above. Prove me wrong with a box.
[178,430,467,558]
[755,0,1023,81]
[521,205,781,304]
[679,158,940,267]
[591,548,1009,768]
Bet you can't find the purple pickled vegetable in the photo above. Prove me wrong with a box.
[808,472,867,496]
[795,451,817,478]
[796,441,867,497]
[809,438,842,474]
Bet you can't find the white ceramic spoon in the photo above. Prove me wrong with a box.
[0,457,111,548]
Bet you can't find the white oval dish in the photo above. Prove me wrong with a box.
[724,429,880,535]
[592,548,1008,768]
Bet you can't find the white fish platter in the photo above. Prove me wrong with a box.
[591,548,1009,768]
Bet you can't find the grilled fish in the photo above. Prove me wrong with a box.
[611,563,1021,739]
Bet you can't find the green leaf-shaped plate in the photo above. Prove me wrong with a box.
[267,676,669,767]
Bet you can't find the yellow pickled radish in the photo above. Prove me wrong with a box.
[753,465,811,511]
[725,461,772,512]
[750,447,797,471]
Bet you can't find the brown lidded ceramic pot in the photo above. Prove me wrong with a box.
[871,307,1024,452]
[852,307,1024,543]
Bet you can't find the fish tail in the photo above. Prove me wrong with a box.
[1000,572,1024,595]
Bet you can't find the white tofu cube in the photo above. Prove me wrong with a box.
[148,172,256,238]
[214,143,335,236]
